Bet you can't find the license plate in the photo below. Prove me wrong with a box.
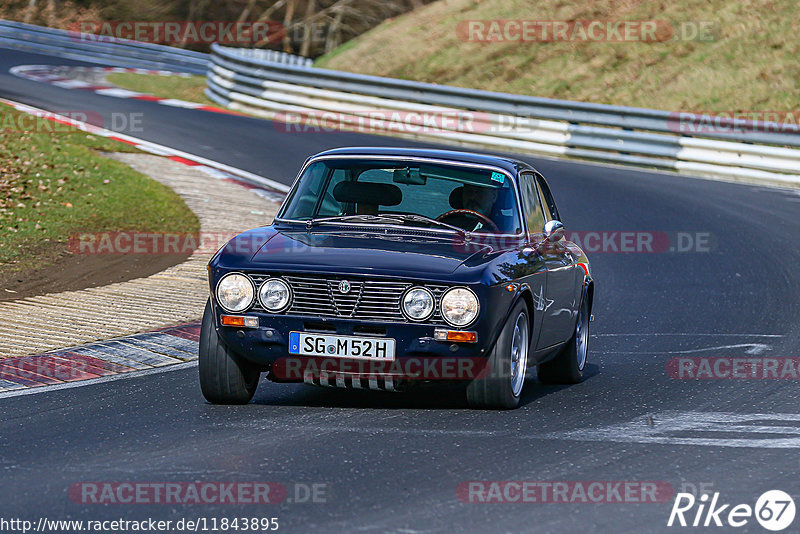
[289,332,395,361]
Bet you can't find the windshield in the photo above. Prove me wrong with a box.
[279,158,523,235]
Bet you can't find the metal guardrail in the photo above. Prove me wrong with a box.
[0,20,310,74]
[221,47,312,68]
[1,23,795,186]
[0,20,209,73]
[206,43,800,186]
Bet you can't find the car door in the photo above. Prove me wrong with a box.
[534,172,580,346]
[515,172,549,352]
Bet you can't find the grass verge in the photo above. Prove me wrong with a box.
[106,73,216,107]
[0,104,200,274]
[315,0,799,112]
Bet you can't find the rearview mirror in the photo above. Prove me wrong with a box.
[393,167,426,185]
[543,220,565,242]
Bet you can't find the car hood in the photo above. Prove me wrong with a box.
[247,228,491,277]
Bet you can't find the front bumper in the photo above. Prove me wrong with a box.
[213,306,494,383]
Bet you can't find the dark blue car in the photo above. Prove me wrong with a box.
[200,147,593,409]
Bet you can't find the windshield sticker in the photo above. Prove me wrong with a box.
[491,172,505,183]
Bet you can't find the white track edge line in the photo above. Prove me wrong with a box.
[0,360,198,400]
[0,96,290,193]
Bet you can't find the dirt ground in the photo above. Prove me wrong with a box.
[0,249,191,302]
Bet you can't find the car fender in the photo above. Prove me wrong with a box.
[480,283,534,359]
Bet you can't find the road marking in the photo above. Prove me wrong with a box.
[0,361,197,400]
[595,333,784,338]
[670,343,772,355]
[0,322,200,394]
[611,343,773,355]
[72,347,152,370]
[123,337,196,360]
[90,340,184,367]
[224,412,800,447]
[594,334,783,356]
[547,411,800,449]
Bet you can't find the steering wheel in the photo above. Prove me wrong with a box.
[437,209,499,233]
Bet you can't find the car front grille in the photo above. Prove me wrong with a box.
[248,274,449,324]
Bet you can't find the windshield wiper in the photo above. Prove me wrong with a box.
[306,214,405,228]
[392,214,469,239]
[305,213,469,239]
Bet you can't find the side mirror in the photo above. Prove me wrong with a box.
[543,220,565,242]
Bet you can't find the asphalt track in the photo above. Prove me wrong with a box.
[1,47,799,533]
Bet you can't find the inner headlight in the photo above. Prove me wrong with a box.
[259,278,292,312]
[440,287,479,327]
[216,273,254,312]
[402,287,435,321]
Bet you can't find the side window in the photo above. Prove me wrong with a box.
[519,173,545,236]
[535,173,560,222]
[281,162,327,219]
[317,168,347,216]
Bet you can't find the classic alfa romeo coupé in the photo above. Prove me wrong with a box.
[200,148,593,409]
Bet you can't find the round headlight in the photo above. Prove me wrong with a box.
[402,287,435,321]
[440,287,479,327]
[259,278,292,313]
[216,273,254,312]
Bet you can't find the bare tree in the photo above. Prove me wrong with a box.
[325,6,345,53]
[45,0,56,26]
[23,0,37,24]
[236,0,260,23]
[298,0,316,57]
[281,0,297,52]
[13,0,432,55]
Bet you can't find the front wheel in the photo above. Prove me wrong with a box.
[199,300,260,404]
[466,301,529,409]
[537,290,589,384]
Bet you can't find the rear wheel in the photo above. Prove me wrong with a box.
[199,300,260,404]
[538,290,589,384]
[466,301,529,410]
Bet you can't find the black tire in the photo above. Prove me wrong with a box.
[466,300,529,410]
[538,290,589,385]
[199,300,260,404]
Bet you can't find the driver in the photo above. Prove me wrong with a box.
[461,183,498,216]
[437,183,500,233]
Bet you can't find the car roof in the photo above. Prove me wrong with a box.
[308,147,536,176]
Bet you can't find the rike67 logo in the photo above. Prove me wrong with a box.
[668,490,796,531]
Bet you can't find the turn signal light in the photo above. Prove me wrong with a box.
[221,315,259,328]
[434,329,478,343]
